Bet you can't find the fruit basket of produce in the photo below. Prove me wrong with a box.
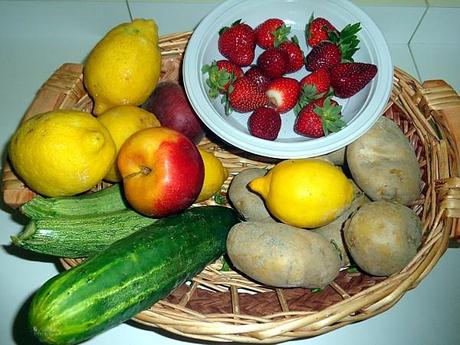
[3,8,460,345]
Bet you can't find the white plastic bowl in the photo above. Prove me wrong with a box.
[183,0,393,159]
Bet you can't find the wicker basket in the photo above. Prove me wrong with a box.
[2,32,460,343]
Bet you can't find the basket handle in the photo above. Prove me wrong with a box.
[417,79,460,241]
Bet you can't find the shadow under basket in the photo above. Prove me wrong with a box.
[2,32,460,343]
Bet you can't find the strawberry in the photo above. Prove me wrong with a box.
[294,97,345,138]
[255,18,291,49]
[305,15,338,48]
[300,68,331,96]
[294,69,332,114]
[248,107,282,141]
[202,60,244,98]
[266,77,301,113]
[257,48,289,79]
[227,77,269,114]
[245,65,272,92]
[218,19,256,67]
[305,22,362,71]
[330,62,377,98]
[278,36,305,73]
[304,41,341,71]
[294,105,324,138]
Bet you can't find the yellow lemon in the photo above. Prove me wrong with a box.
[98,105,161,182]
[84,19,162,115]
[249,159,353,228]
[195,148,228,203]
[8,110,116,197]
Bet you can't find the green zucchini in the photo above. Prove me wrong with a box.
[29,206,240,345]
[11,209,156,258]
[21,184,127,219]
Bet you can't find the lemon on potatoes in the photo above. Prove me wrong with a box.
[249,159,353,228]
[98,105,161,182]
[84,19,162,115]
[195,148,228,203]
[8,110,116,197]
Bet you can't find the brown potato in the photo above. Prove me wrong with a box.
[313,182,370,267]
[343,201,422,276]
[317,147,346,165]
[227,168,275,222]
[227,222,341,288]
[346,116,421,205]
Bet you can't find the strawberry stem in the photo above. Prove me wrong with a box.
[221,93,232,116]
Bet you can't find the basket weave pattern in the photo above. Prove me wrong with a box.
[2,32,460,343]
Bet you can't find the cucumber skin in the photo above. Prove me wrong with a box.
[29,206,240,345]
[21,184,128,219]
[12,209,157,258]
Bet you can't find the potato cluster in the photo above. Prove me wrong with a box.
[226,116,423,288]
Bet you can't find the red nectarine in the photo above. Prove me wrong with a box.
[117,127,204,217]
[142,81,205,144]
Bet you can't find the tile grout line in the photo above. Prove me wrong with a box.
[126,0,133,22]
[407,1,430,82]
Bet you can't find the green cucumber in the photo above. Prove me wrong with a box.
[21,184,127,219]
[11,209,156,258]
[29,206,240,345]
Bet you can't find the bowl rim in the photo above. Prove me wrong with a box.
[183,0,393,159]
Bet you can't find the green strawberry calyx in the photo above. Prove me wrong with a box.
[219,19,243,35]
[273,24,291,48]
[294,84,333,115]
[202,61,237,99]
[305,13,315,41]
[328,22,361,62]
[313,97,346,136]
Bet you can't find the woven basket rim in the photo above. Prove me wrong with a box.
[3,31,459,343]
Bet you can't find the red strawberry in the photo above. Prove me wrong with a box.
[278,36,305,73]
[227,77,269,114]
[294,69,332,114]
[305,15,338,48]
[218,19,256,67]
[202,60,244,98]
[245,65,272,92]
[294,97,345,138]
[330,62,377,98]
[266,77,301,113]
[255,18,291,49]
[305,41,341,71]
[248,107,282,141]
[257,48,289,79]
[300,68,331,96]
[305,22,362,71]
[294,105,324,138]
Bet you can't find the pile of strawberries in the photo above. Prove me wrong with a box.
[202,15,378,140]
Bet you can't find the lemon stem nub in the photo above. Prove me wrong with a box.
[248,176,270,198]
